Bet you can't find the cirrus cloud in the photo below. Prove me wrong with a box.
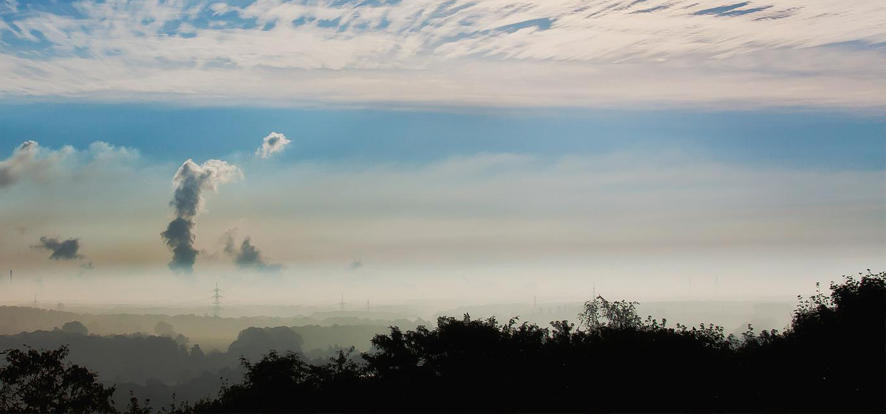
[0,0,882,108]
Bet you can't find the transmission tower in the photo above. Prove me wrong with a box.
[212,283,222,318]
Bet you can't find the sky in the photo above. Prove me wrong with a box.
[0,0,884,308]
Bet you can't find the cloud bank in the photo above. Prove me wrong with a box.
[0,140,138,190]
[162,159,242,272]
[0,0,883,108]
[0,141,39,188]
[256,132,291,159]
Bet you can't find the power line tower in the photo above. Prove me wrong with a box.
[212,283,222,318]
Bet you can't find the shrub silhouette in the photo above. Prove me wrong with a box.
[0,346,115,413]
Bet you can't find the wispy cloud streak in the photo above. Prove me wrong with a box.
[0,0,882,107]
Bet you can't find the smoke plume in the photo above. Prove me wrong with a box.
[35,236,82,260]
[255,132,291,159]
[162,159,241,272]
[224,232,280,272]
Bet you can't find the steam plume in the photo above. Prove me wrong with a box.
[162,159,241,272]
[224,232,280,272]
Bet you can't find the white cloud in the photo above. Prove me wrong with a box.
[255,132,291,159]
[0,0,884,107]
[0,141,41,188]
[0,140,139,189]
[87,141,140,163]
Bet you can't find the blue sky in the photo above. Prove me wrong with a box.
[1,103,883,169]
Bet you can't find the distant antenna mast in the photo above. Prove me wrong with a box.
[212,283,222,318]
[8,269,11,282]
[339,293,345,311]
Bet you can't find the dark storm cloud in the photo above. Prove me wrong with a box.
[35,236,82,260]
[161,159,241,273]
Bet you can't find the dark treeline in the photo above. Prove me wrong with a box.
[0,323,367,408]
[0,307,419,352]
[1,271,884,413]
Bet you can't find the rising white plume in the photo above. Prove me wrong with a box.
[162,158,242,272]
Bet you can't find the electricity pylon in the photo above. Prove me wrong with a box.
[212,283,222,318]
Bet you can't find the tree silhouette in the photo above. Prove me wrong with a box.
[578,296,643,330]
[0,346,115,413]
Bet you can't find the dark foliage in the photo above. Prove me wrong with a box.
[0,346,116,413]
[188,270,885,413]
[0,322,334,409]
[5,271,883,413]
